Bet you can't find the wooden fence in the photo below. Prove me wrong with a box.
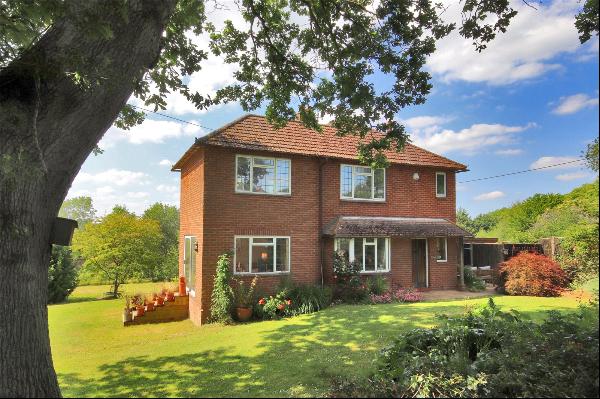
[469,243,544,269]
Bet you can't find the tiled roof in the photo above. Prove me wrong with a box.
[323,216,473,237]
[172,114,467,171]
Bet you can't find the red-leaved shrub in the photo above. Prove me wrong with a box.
[499,252,568,297]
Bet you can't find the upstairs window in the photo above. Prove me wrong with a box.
[340,165,385,201]
[436,172,447,198]
[236,155,291,195]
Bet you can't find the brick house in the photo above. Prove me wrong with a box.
[172,114,472,325]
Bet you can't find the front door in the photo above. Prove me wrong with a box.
[412,239,428,288]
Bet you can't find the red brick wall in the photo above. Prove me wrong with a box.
[177,145,460,324]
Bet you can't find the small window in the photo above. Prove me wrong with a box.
[436,172,447,198]
[236,155,291,195]
[334,237,390,272]
[435,238,447,262]
[184,236,196,292]
[340,164,386,201]
[234,236,290,274]
[463,243,473,266]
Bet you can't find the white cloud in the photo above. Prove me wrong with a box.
[401,115,453,130]
[99,119,204,148]
[159,159,173,167]
[410,121,535,155]
[555,171,592,181]
[552,93,599,115]
[428,1,587,85]
[495,148,524,156]
[475,191,506,201]
[74,169,149,186]
[156,184,178,193]
[126,191,150,199]
[530,156,583,170]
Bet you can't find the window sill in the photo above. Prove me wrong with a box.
[235,191,291,197]
[360,270,390,274]
[436,260,448,263]
[233,272,291,276]
[436,195,447,199]
[340,198,386,203]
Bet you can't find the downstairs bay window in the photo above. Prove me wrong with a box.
[334,237,390,272]
[234,236,290,274]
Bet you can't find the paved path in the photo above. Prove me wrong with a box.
[421,286,497,301]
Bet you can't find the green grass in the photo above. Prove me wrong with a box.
[50,284,583,398]
[578,277,599,294]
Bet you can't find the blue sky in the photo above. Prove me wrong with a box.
[67,0,599,217]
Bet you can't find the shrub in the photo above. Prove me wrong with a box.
[393,288,422,303]
[332,252,368,303]
[233,276,258,308]
[209,253,234,323]
[330,298,599,398]
[365,275,388,295]
[286,284,332,315]
[558,223,599,285]
[256,290,291,320]
[370,292,393,304]
[48,246,79,304]
[499,252,568,297]
[464,268,486,292]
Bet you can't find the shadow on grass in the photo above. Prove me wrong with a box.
[57,301,577,397]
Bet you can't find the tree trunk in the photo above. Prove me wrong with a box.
[0,1,177,396]
[113,277,120,298]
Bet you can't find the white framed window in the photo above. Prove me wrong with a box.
[435,237,447,262]
[334,237,390,272]
[463,243,473,266]
[183,236,197,295]
[436,172,447,198]
[235,155,291,195]
[340,164,385,201]
[233,236,290,274]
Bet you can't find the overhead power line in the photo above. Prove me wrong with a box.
[457,158,587,184]
[130,104,216,132]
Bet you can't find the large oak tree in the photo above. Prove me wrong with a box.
[0,0,596,396]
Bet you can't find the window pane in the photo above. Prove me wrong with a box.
[341,166,353,197]
[365,243,376,271]
[253,165,275,193]
[252,237,274,244]
[377,238,387,270]
[252,244,274,272]
[276,159,290,194]
[436,238,447,261]
[236,156,251,192]
[463,244,472,266]
[235,238,250,273]
[253,157,275,166]
[275,238,289,272]
[336,238,351,262]
[374,169,385,199]
[437,173,446,196]
[355,166,371,174]
[354,238,364,270]
[354,174,372,199]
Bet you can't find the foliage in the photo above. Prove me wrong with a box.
[330,298,599,398]
[463,268,486,292]
[332,252,367,303]
[283,282,333,316]
[365,275,388,296]
[256,290,292,320]
[48,246,79,304]
[58,196,96,228]
[369,288,423,304]
[558,223,600,285]
[71,209,162,297]
[456,207,478,235]
[142,203,180,281]
[499,252,568,297]
[233,276,258,308]
[210,253,234,324]
[575,0,600,44]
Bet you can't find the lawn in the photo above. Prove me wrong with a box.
[50,283,585,398]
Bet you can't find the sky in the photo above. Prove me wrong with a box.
[67,0,599,217]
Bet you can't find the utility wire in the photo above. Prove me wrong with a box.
[458,158,587,184]
[130,104,216,132]
[131,103,589,184]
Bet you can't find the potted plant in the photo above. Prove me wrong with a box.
[145,294,155,311]
[233,276,258,322]
[123,296,132,323]
[133,294,145,317]
[155,292,165,306]
[166,284,176,301]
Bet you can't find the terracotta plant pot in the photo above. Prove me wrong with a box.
[167,292,175,302]
[236,307,253,322]
[156,296,165,306]
[146,302,154,312]
[136,305,145,317]
[179,276,187,296]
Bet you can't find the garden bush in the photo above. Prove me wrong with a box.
[463,268,486,292]
[369,288,423,304]
[48,246,79,304]
[330,298,599,398]
[558,223,599,285]
[255,290,291,319]
[209,253,234,324]
[365,275,388,295]
[332,252,368,303]
[499,252,568,297]
[255,281,333,319]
